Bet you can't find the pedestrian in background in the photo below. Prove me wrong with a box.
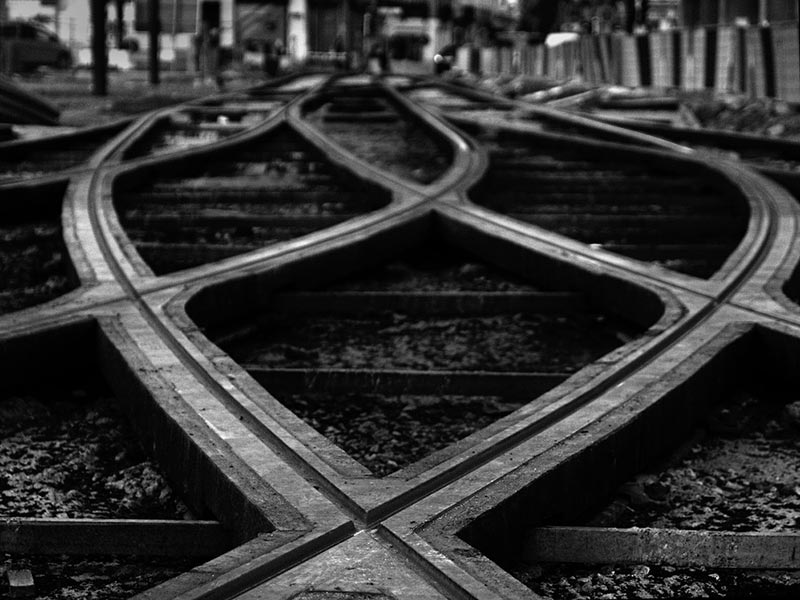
[208,26,224,90]
[194,22,224,89]
[263,39,279,77]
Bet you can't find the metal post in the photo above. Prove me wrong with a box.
[149,0,160,85]
[55,0,61,39]
[171,0,178,70]
[115,0,124,48]
[91,0,108,96]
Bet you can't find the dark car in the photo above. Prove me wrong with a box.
[433,43,459,74]
[0,21,73,73]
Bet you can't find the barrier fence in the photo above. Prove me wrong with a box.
[457,23,800,102]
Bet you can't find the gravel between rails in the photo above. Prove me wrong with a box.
[1,554,197,600]
[231,312,629,373]
[588,389,800,532]
[326,258,540,292]
[0,387,191,520]
[514,563,800,599]
[0,223,74,315]
[307,107,450,184]
[513,389,800,598]
[228,309,630,477]
[282,393,523,477]
[219,244,639,477]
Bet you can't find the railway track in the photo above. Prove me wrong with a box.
[1,72,800,599]
[580,111,800,197]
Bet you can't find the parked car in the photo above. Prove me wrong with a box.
[0,21,73,73]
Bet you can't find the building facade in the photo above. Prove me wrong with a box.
[680,0,798,27]
[3,0,367,63]
[3,0,515,67]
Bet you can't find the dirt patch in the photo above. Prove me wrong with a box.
[0,386,191,519]
[1,554,196,600]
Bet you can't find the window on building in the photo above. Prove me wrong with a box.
[135,0,197,33]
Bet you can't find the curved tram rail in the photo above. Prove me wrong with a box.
[1,73,800,599]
